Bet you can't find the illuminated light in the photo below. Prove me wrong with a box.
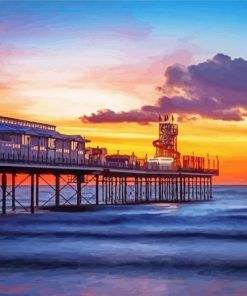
[148,157,174,164]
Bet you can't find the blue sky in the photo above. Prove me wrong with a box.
[1,0,247,59]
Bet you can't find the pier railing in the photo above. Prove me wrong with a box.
[0,152,219,175]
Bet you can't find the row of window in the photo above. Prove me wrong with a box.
[0,117,55,131]
[0,143,84,155]
[0,134,81,150]
[0,142,83,152]
[21,135,79,150]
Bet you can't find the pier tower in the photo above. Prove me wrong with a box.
[152,115,181,166]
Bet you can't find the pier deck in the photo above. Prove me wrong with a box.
[0,159,218,215]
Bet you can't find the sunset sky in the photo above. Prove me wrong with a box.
[1,1,247,184]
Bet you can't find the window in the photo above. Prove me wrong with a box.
[13,144,21,149]
[48,138,56,149]
[0,134,11,142]
[22,135,30,145]
[71,141,78,150]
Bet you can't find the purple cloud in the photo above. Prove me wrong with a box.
[81,109,157,125]
[80,53,247,124]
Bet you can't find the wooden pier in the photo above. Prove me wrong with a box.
[0,161,218,214]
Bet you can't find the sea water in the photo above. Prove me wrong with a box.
[0,186,247,296]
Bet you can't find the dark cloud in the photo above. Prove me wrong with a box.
[81,109,157,125]
[80,53,247,124]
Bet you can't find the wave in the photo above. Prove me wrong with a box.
[214,189,247,196]
[0,255,247,277]
[1,213,246,229]
[1,230,247,241]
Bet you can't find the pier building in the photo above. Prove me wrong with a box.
[0,116,88,164]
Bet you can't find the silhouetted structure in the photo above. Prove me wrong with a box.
[0,115,219,214]
[153,115,180,166]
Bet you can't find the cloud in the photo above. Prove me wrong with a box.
[81,109,157,125]
[81,53,247,124]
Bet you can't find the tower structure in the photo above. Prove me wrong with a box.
[152,115,181,166]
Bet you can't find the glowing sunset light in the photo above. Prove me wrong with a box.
[0,1,247,184]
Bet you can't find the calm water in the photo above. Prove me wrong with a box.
[0,186,247,296]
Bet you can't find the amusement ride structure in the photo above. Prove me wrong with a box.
[152,115,181,167]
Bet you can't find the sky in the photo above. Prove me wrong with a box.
[1,0,247,184]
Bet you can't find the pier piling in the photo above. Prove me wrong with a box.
[12,173,16,211]
[1,173,7,214]
[30,174,35,214]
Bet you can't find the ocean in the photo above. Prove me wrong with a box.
[0,185,247,296]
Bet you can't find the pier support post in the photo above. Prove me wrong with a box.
[200,177,202,201]
[145,177,148,202]
[171,178,174,202]
[105,177,108,205]
[95,175,99,205]
[115,177,118,204]
[77,175,83,206]
[154,178,157,202]
[55,174,60,207]
[36,174,39,207]
[158,178,161,202]
[124,177,127,204]
[2,172,7,214]
[203,177,206,200]
[12,173,16,211]
[149,178,152,201]
[30,174,35,214]
[102,177,105,204]
[210,177,213,199]
[175,177,179,202]
[118,177,121,203]
[191,177,194,200]
[179,176,182,202]
[188,177,190,201]
[195,177,198,201]
[166,178,169,201]
[110,177,113,204]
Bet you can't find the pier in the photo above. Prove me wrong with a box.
[0,115,219,214]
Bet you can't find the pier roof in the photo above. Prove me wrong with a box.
[0,116,89,142]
